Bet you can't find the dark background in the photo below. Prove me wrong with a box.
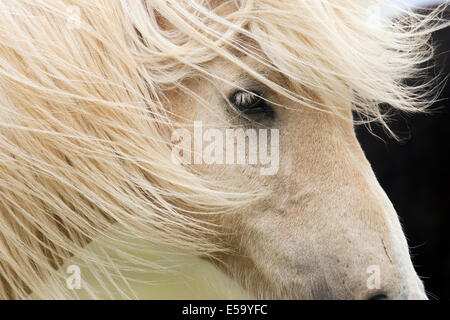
[356,8,450,300]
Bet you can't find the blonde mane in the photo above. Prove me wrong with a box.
[0,0,446,299]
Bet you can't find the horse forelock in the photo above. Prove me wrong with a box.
[0,0,446,299]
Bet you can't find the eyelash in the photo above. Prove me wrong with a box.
[229,90,274,118]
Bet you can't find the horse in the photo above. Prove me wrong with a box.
[0,0,447,299]
[356,4,450,299]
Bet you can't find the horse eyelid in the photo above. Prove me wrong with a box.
[228,89,275,119]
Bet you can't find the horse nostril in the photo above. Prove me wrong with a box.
[367,293,389,300]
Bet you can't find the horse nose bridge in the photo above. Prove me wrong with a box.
[291,136,423,299]
[316,233,420,300]
[322,202,427,300]
[318,159,393,227]
[311,170,420,299]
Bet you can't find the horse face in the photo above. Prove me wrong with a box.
[171,56,427,300]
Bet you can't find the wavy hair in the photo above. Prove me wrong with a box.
[0,0,447,299]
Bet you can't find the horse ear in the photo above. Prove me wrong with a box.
[124,1,188,49]
[153,9,176,35]
[137,1,244,48]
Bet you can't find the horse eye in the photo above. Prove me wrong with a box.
[230,90,274,118]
